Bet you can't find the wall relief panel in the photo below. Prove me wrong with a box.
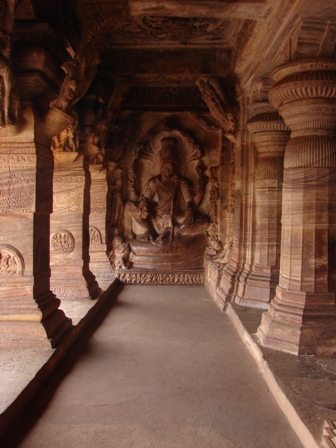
[0,244,24,276]
[50,230,75,254]
[53,185,84,213]
[0,169,35,213]
[106,114,228,284]
[89,226,103,246]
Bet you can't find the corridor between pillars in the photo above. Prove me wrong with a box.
[257,59,336,355]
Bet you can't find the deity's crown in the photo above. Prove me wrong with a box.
[160,138,178,164]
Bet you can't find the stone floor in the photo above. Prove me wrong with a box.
[0,283,335,447]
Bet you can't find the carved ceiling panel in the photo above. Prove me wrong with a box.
[109,16,233,47]
[123,85,207,110]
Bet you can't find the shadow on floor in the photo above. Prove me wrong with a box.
[0,284,127,448]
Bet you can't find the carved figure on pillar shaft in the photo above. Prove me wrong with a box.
[196,77,237,142]
[52,124,78,152]
[53,56,100,118]
[0,0,21,127]
[106,160,124,237]
[194,160,209,208]
[205,223,224,261]
[257,58,336,355]
[208,165,220,224]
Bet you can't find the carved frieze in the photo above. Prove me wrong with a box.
[52,286,89,300]
[53,187,83,213]
[0,169,35,213]
[111,16,230,47]
[0,142,35,150]
[91,198,106,214]
[117,270,204,285]
[0,244,24,276]
[124,85,207,109]
[0,153,35,166]
[51,230,75,254]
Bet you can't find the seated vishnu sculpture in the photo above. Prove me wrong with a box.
[125,138,208,245]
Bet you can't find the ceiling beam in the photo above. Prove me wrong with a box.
[128,0,269,21]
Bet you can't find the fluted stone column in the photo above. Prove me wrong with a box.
[235,113,289,308]
[89,164,114,290]
[257,59,336,355]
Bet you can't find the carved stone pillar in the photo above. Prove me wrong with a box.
[215,130,245,309]
[50,152,91,306]
[257,59,336,355]
[234,112,289,308]
[89,164,114,290]
[0,106,71,347]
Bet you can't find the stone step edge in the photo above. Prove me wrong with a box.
[225,302,319,448]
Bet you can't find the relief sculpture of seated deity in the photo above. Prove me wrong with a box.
[124,137,209,247]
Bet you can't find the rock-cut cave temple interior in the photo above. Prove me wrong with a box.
[1,0,336,445]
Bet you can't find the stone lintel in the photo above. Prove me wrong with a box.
[100,48,232,76]
[128,0,269,21]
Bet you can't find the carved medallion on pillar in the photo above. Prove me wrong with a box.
[257,59,336,355]
[234,112,289,309]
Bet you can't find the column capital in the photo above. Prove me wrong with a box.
[247,112,290,155]
[269,58,336,169]
[269,59,336,132]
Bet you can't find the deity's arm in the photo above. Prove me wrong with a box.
[180,178,194,226]
[180,178,194,210]
[139,178,156,219]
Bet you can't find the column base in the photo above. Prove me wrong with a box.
[34,289,73,347]
[257,287,336,355]
[215,261,239,309]
[89,252,115,291]
[204,257,223,308]
[234,268,278,310]
[83,269,103,300]
[51,282,90,301]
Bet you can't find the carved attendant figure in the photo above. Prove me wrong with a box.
[109,236,132,270]
[0,0,21,127]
